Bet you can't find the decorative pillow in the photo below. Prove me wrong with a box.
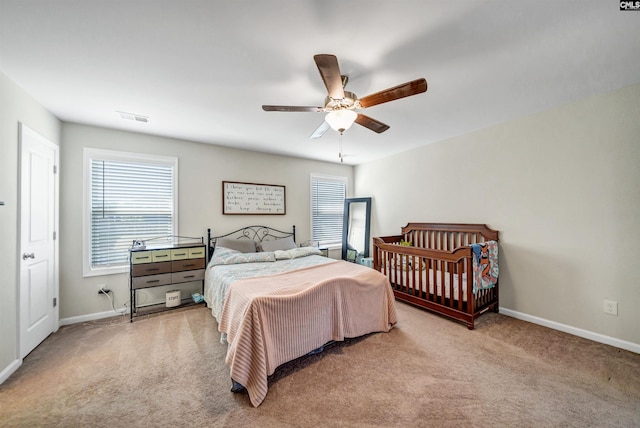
[215,237,257,253]
[210,246,275,266]
[260,236,296,252]
[274,246,322,260]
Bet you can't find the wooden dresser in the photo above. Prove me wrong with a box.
[129,241,206,322]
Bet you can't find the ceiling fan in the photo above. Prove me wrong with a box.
[262,54,428,139]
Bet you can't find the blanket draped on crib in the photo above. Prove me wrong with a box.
[470,241,499,293]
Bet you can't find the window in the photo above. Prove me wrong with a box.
[310,174,347,248]
[83,148,178,277]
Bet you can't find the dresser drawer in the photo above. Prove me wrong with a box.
[188,247,206,259]
[170,248,190,260]
[171,258,205,272]
[131,273,172,289]
[171,269,205,283]
[131,251,152,264]
[151,250,171,262]
[131,262,172,277]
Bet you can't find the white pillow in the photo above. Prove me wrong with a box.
[274,247,321,260]
[210,246,275,266]
[260,236,296,252]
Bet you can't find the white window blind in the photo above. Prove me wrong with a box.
[310,174,346,247]
[84,149,177,276]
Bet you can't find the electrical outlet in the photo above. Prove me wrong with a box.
[603,299,618,316]
[98,285,111,296]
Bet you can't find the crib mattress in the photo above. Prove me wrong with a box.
[386,267,469,301]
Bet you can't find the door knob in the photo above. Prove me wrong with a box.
[22,252,35,260]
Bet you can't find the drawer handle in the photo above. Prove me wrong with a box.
[183,275,195,279]
[175,252,186,256]
[147,268,160,271]
[156,255,168,258]
[183,263,196,268]
[146,279,160,283]
[137,256,150,260]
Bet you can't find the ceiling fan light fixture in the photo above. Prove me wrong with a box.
[325,109,357,133]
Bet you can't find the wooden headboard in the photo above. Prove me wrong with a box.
[207,225,296,259]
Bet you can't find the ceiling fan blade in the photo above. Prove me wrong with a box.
[314,54,345,100]
[262,105,323,112]
[358,78,427,108]
[310,121,330,139]
[355,114,390,133]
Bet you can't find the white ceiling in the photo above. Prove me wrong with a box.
[1,1,639,165]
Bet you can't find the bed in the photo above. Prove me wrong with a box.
[204,226,397,407]
[372,223,499,330]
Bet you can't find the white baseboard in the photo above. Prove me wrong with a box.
[0,359,22,385]
[59,308,128,326]
[499,307,640,355]
[58,298,195,326]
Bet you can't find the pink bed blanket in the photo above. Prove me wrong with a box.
[218,259,397,407]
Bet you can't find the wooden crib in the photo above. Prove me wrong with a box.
[373,223,499,329]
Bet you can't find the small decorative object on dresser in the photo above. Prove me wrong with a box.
[129,237,206,322]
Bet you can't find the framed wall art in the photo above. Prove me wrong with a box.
[222,181,286,215]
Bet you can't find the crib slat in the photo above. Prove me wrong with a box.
[418,256,424,299]
[408,254,412,295]
[437,261,443,305]
[411,255,417,297]
[457,260,464,311]
[447,261,452,306]
[393,252,398,290]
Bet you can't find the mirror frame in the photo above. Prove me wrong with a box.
[341,197,372,262]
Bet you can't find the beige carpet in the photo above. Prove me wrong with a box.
[1,302,639,427]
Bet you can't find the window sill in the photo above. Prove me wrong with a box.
[323,244,342,250]
[83,265,128,278]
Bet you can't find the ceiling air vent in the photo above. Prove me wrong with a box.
[118,111,149,123]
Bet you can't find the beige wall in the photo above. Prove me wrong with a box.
[355,83,640,346]
[0,72,61,377]
[59,123,353,319]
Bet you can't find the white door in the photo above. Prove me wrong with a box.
[19,123,58,358]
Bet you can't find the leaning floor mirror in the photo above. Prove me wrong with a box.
[341,197,372,263]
